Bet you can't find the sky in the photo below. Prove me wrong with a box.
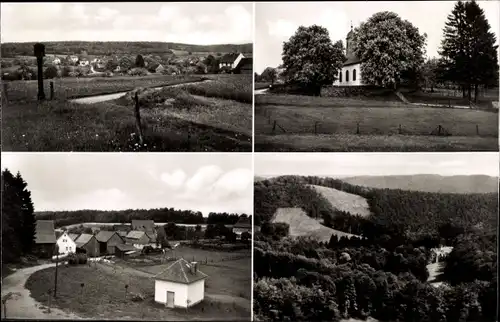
[255,1,500,73]
[0,2,253,45]
[255,153,499,177]
[2,153,253,215]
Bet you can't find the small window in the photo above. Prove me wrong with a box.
[353,69,357,81]
[339,71,342,83]
[346,70,350,82]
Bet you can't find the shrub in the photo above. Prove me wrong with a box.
[77,253,88,264]
[44,65,59,79]
[128,67,148,76]
[130,293,145,302]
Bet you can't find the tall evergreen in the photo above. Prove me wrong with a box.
[16,172,36,254]
[440,0,498,102]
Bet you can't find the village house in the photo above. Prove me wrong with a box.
[125,230,151,249]
[233,57,253,74]
[78,59,90,67]
[333,25,363,86]
[154,258,208,308]
[34,220,56,258]
[95,230,124,255]
[68,55,79,64]
[219,52,245,70]
[56,231,77,255]
[115,243,138,259]
[68,233,80,242]
[52,57,61,65]
[75,233,100,257]
[232,217,252,239]
[155,64,165,74]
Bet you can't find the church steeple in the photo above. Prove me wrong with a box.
[346,22,355,57]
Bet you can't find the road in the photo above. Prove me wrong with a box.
[254,88,269,95]
[426,262,445,287]
[1,263,81,320]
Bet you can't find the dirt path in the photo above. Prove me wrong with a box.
[1,263,81,320]
[427,262,445,287]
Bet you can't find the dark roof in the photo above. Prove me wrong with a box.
[146,231,157,243]
[154,258,208,284]
[117,231,128,237]
[55,231,63,239]
[233,217,251,229]
[68,233,80,241]
[113,224,130,231]
[75,234,95,247]
[131,220,155,232]
[116,244,137,252]
[343,54,362,66]
[35,220,56,244]
[220,53,240,63]
[126,230,147,240]
[95,230,119,243]
[235,57,252,69]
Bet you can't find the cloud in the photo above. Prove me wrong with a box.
[160,169,186,189]
[209,168,253,199]
[96,7,120,22]
[267,19,297,38]
[185,165,224,192]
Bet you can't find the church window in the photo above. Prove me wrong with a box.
[346,70,349,82]
[339,71,342,83]
[353,69,357,81]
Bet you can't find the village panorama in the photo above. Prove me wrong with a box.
[1,2,253,152]
[1,153,253,321]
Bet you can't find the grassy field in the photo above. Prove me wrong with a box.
[3,74,252,152]
[272,207,356,243]
[254,82,271,90]
[26,262,250,321]
[255,93,498,152]
[307,185,371,217]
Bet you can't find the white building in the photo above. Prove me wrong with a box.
[52,57,61,65]
[232,217,251,239]
[154,258,208,308]
[219,53,245,70]
[79,60,90,67]
[333,26,363,86]
[56,231,77,255]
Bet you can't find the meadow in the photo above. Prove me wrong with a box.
[3,74,252,152]
[254,93,498,152]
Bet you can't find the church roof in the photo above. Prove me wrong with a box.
[344,54,362,66]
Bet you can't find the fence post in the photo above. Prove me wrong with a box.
[438,125,442,136]
[3,82,7,102]
[50,81,54,100]
[398,124,402,134]
[314,121,318,135]
[134,93,144,145]
[272,120,277,134]
[476,124,479,135]
[356,122,360,135]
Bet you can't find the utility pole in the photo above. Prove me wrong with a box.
[54,245,59,298]
[34,43,46,101]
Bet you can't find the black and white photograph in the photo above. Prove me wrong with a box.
[1,2,253,152]
[253,152,498,321]
[254,1,499,152]
[1,153,252,320]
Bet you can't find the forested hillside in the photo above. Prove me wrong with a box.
[1,41,253,57]
[36,208,249,227]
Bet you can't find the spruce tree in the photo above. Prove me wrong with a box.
[16,172,36,254]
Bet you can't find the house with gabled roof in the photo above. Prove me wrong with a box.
[219,52,245,70]
[56,231,77,255]
[232,217,252,239]
[34,220,57,258]
[153,258,208,308]
[68,233,80,242]
[125,230,151,249]
[95,230,124,255]
[233,57,252,74]
[75,233,100,257]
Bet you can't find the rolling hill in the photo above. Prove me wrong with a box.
[342,174,498,194]
[272,207,356,243]
[307,184,371,217]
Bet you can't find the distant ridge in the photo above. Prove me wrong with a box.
[342,174,498,194]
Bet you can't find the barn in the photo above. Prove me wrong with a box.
[115,243,138,259]
[68,233,80,242]
[232,217,252,239]
[154,258,208,308]
[75,233,100,257]
[125,230,151,249]
[56,231,77,255]
[233,57,253,74]
[34,220,57,258]
[95,231,124,255]
[131,220,155,234]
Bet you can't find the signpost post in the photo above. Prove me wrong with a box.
[33,43,46,101]
[54,244,59,298]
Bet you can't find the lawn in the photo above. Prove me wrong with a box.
[26,263,250,321]
[307,184,371,217]
[3,74,252,152]
[255,93,498,152]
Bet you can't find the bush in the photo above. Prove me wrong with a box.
[130,293,145,302]
[44,65,59,79]
[68,253,87,265]
[128,67,148,76]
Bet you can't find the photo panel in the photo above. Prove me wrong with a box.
[253,152,499,321]
[1,2,253,152]
[254,1,499,152]
[2,152,253,320]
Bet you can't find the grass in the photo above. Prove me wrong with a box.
[255,93,498,152]
[307,185,371,217]
[26,263,250,321]
[254,82,271,90]
[179,74,252,104]
[272,207,356,243]
[3,75,252,152]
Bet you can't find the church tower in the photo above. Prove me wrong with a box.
[346,23,354,57]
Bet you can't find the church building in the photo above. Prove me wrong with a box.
[333,25,363,86]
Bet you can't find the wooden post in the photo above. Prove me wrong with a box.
[476,124,479,135]
[47,289,52,313]
[448,99,451,108]
[272,120,277,133]
[2,299,7,319]
[2,82,7,102]
[80,283,84,302]
[54,245,59,298]
[125,285,128,299]
[134,92,144,145]
[398,124,402,134]
[438,125,442,136]
[356,122,360,135]
[314,121,318,135]
[50,81,54,100]
[34,43,46,101]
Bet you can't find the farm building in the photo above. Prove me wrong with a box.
[95,231,124,255]
[56,231,77,255]
[125,230,151,249]
[68,233,80,241]
[156,64,165,73]
[117,230,128,237]
[232,217,252,239]
[79,59,90,67]
[154,258,208,308]
[75,233,100,257]
[115,243,138,259]
[219,52,244,70]
[113,224,130,231]
[34,220,57,258]
[233,57,252,74]
[52,57,61,65]
[131,220,155,233]
[333,25,363,86]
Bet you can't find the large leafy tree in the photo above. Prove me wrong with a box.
[282,25,345,96]
[260,67,278,84]
[352,11,427,89]
[440,0,498,102]
[2,169,36,263]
